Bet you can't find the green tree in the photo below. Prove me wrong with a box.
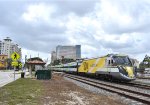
[140,55,150,69]
[5,58,13,69]
[143,55,150,68]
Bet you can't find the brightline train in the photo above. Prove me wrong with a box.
[51,54,136,81]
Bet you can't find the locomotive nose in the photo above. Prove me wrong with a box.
[123,66,135,78]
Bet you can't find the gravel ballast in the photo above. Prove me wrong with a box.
[64,76,147,105]
[40,74,124,105]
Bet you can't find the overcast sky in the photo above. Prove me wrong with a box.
[0,0,150,63]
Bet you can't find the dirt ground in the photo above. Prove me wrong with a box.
[40,73,124,105]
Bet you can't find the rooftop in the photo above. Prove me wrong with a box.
[27,60,46,65]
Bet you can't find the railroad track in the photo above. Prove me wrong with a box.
[121,82,150,90]
[64,74,150,105]
[54,72,150,90]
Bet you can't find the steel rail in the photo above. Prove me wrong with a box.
[64,74,150,104]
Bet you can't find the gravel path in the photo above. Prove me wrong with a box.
[40,74,124,105]
[134,79,150,85]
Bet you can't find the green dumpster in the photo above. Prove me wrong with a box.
[35,70,52,80]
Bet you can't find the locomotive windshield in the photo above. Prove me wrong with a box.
[113,56,132,66]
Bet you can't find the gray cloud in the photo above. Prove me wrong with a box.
[98,0,150,34]
[101,40,133,49]
[53,0,99,16]
[0,0,98,53]
[0,0,150,61]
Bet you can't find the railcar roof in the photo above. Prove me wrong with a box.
[83,54,128,61]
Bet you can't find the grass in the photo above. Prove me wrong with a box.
[0,78,43,105]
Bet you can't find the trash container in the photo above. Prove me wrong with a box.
[36,70,51,80]
[21,72,25,78]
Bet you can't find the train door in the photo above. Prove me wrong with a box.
[105,57,113,72]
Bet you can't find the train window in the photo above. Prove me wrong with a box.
[111,60,113,64]
[113,56,132,66]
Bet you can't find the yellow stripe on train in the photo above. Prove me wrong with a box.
[124,67,134,78]
[78,57,106,73]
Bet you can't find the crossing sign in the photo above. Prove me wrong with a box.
[11,61,18,66]
[11,52,20,61]
[19,63,22,67]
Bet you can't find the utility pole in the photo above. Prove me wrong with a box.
[14,66,15,80]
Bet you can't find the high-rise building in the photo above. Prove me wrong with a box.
[55,45,81,60]
[51,45,81,64]
[51,51,56,63]
[0,37,22,59]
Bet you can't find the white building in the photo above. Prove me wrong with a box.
[0,37,22,59]
[55,45,81,60]
[51,51,56,63]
